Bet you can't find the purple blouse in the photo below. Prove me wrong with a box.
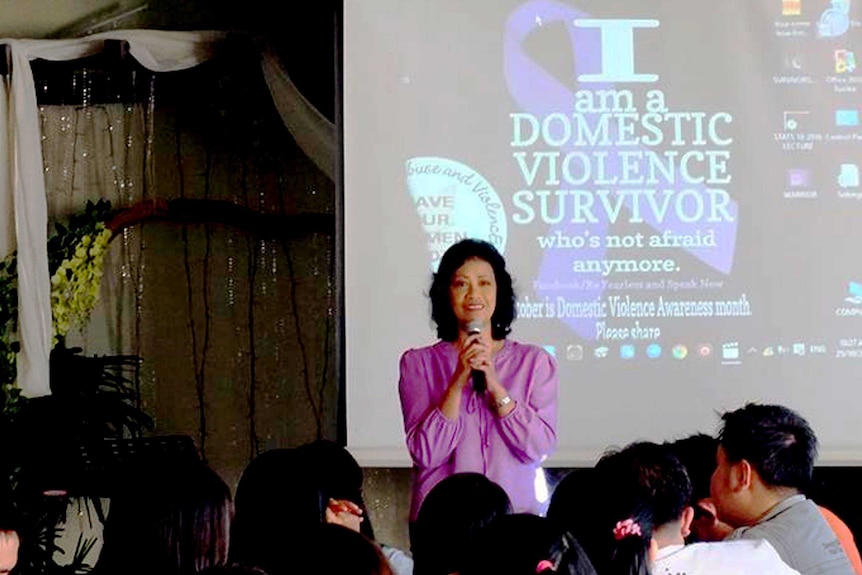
[398,339,558,521]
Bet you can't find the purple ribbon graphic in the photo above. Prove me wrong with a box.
[504,0,739,339]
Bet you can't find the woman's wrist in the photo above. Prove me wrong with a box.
[488,384,514,413]
[450,368,471,390]
[491,393,515,416]
[494,394,512,409]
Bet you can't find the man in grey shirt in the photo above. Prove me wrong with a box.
[709,403,854,575]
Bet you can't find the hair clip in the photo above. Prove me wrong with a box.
[535,559,556,573]
[613,518,642,540]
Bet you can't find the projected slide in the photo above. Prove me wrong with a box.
[344,0,862,465]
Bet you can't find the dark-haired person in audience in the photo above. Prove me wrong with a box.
[667,433,734,542]
[95,461,232,575]
[295,523,394,575]
[230,443,411,575]
[399,239,558,533]
[298,440,413,575]
[462,514,596,575]
[412,472,511,575]
[230,448,307,573]
[710,403,855,575]
[558,441,798,575]
[670,432,862,573]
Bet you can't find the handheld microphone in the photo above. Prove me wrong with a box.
[466,320,486,393]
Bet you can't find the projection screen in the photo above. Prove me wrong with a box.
[344,0,862,466]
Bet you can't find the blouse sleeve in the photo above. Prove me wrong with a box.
[495,349,558,464]
[398,349,463,468]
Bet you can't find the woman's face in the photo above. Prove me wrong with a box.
[449,257,497,329]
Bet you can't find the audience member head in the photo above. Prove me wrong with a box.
[96,460,232,575]
[413,472,511,575]
[295,523,393,575]
[231,442,385,574]
[462,514,597,575]
[230,448,320,573]
[557,442,692,575]
[666,433,732,542]
[296,439,375,539]
[547,468,591,534]
[429,239,515,341]
[710,403,817,528]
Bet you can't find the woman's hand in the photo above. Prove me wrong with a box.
[461,332,503,392]
[457,332,499,381]
[463,334,513,414]
[324,498,364,532]
[455,333,491,380]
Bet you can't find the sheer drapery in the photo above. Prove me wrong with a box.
[41,104,148,216]
[40,102,148,359]
[0,80,13,257]
[3,30,338,401]
[260,46,336,180]
[4,31,223,397]
[5,32,340,570]
[34,42,337,485]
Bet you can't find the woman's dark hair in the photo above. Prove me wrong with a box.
[461,514,597,575]
[551,442,691,575]
[429,239,515,341]
[231,442,383,574]
[295,523,393,575]
[296,439,376,541]
[413,472,511,575]
[665,433,719,504]
[96,461,232,575]
[230,449,321,574]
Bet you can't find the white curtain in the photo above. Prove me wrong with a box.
[260,46,336,180]
[3,29,337,397]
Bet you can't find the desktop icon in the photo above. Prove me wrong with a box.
[835,109,859,126]
[543,345,557,357]
[783,53,804,71]
[722,342,741,364]
[838,164,860,188]
[819,0,851,37]
[594,346,609,358]
[646,343,662,359]
[565,344,584,361]
[835,49,857,73]
[783,110,809,131]
[698,343,713,358]
[782,0,802,15]
[846,281,862,305]
[620,345,635,360]
[763,346,775,357]
[787,169,811,187]
[672,344,688,360]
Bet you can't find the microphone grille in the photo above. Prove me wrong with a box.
[466,320,483,334]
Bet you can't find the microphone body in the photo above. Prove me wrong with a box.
[466,321,487,393]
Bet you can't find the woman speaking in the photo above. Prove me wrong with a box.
[398,239,558,524]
